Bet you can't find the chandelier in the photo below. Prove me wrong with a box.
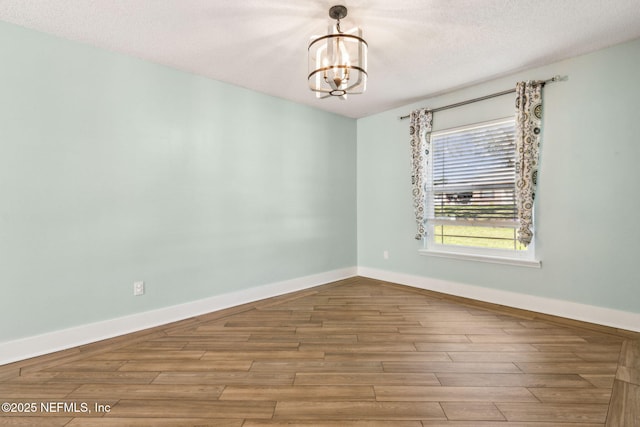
[308,5,368,100]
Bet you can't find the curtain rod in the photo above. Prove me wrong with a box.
[399,75,563,120]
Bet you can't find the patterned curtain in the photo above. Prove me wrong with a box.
[409,108,433,240]
[515,81,544,246]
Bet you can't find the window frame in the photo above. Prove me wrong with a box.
[419,117,540,268]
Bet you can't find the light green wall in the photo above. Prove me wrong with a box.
[358,37,640,314]
[2,19,637,345]
[0,21,357,342]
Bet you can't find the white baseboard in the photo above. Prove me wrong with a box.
[0,267,357,365]
[358,266,640,333]
[4,265,636,366]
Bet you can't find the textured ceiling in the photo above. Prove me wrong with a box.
[1,0,640,118]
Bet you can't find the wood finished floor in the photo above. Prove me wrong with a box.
[1,276,638,426]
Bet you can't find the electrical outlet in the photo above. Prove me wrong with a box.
[383,250,389,260]
[133,281,145,296]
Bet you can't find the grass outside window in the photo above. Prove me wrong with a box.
[433,224,527,251]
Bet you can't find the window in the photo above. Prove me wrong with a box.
[421,117,538,266]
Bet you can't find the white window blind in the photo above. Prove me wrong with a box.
[430,118,516,226]
[425,117,534,255]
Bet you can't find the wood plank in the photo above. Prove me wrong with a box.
[250,361,383,373]
[399,327,507,335]
[117,360,251,372]
[0,383,79,398]
[503,327,592,336]
[222,320,321,328]
[220,385,375,401]
[616,339,640,385]
[153,372,295,385]
[496,402,609,423]
[34,371,159,384]
[358,334,470,343]
[529,387,613,404]
[244,421,422,427]
[3,372,60,383]
[320,318,414,326]
[249,333,357,344]
[201,351,325,361]
[298,343,417,353]
[421,319,527,327]
[45,361,126,372]
[468,335,588,344]
[119,341,186,351]
[414,343,538,352]
[273,401,446,421]
[533,343,623,353]
[605,379,639,427]
[195,325,297,333]
[184,341,300,351]
[0,417,73,426]
[515,362,618,375]
[324,352,451,362]
[436,373,595,387]
[618,340,640,369]
[296,326,401,334]
[440,402,505,421]
[399,311,486,321]
[575,352,622,362]
[447,352,582,363]
[421,421,603,426]
[155,333,250,341]
[374,386,537,402]
[105,400,275,419]
[383,361,521,373]
[67,383,225,400]
[87,351,206,361]
[65,419,243,426]
[294,373,440,386]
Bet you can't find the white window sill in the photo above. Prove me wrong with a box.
[419,249,541,268]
